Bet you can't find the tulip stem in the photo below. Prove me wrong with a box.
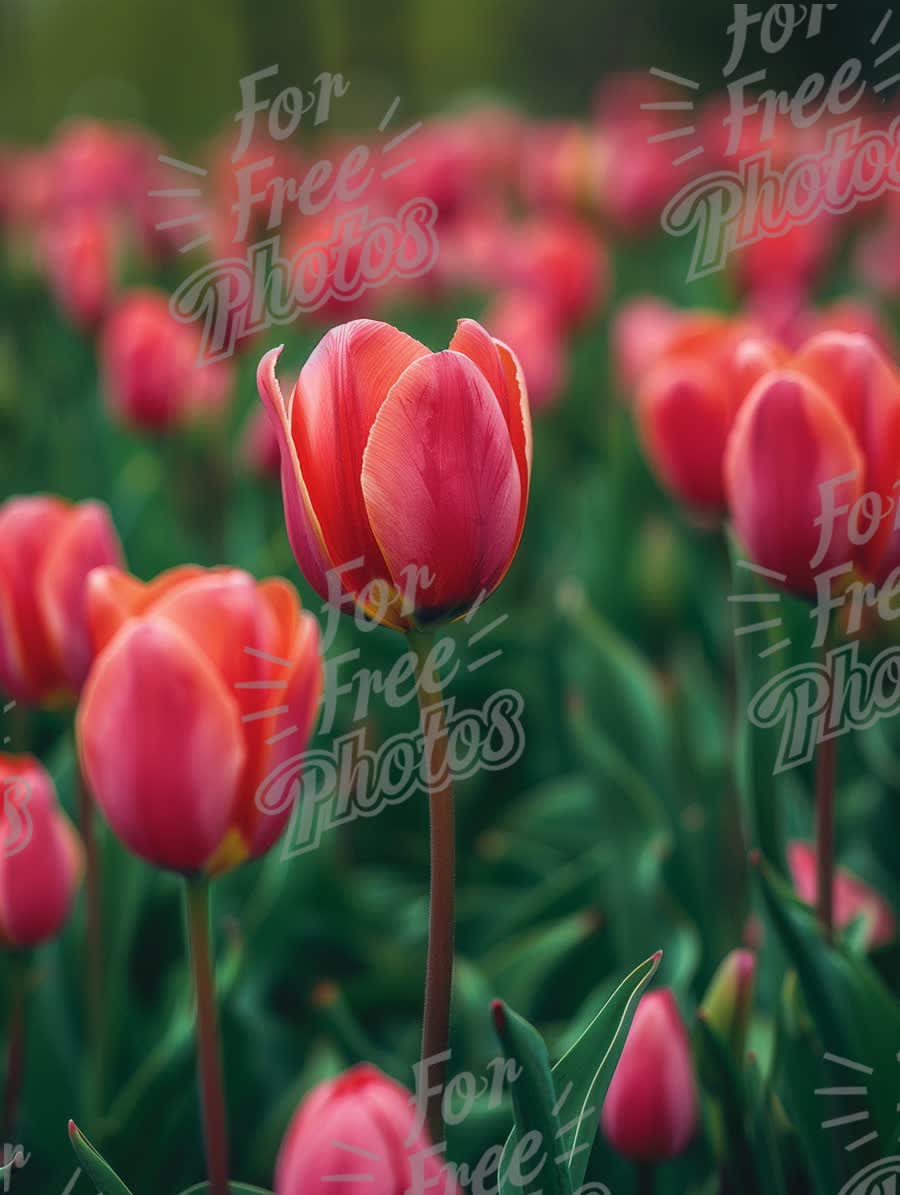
[76,756,104,1119]
[2,954,27,1141]
[816,640,837,943]
[184,878,229,1195]
[636,1162,655,1195]
[409,630,455,1146]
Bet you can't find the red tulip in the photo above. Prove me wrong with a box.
[275,1064,461,1195]
[637,323,783,510]
[611,298,697,395]
[0,496,124,704]
[484,289,565,412]
[77,566,322,874]
[725,370,865,595]
[792,332,900,582]
[100,289,232,430]
[257,318,531,629]
[40,208,120,330]
[242,405,282,480]
[601,989,698,1162]
[0,755,82,947]
[788,842,896,949]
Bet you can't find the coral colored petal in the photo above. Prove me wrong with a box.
[77,617,244,873]
[86,564,205,656]
[257,347,336,603]
[361,350,521,622]
[38,501,124,692]
[291,320,429,598]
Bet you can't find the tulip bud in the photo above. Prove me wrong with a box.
[77,566,322,874]
[725,370,865,595]
[100,288,232,431]
[0,755,82,947]
[601,989,699,1162]
[700,949,756,1060]
[483,288,565,412]
[257,318,532,630]
[275,1064,461,1195]
[788,841,895,949]
[0,495,124,704]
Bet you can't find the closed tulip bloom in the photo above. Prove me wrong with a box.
[725,371,865,595]
[700,948,756,1058]
[637,325,783,510]
[601,989,698,1162]
[40,208,119,330]
[77,566,322,874]
[257,318,531,629]
[275,1064,461,1195]
[792,332,900,582]
[788,842,896,949]
[0,755,82,947]
[100,289,232,431]
[0,495,124,704]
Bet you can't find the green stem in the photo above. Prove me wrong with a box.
[184,878,229,1195]
[76,751,104,1120]
[816,643,836,943]
[636,1161,655,1195]
[2,955,27,1141]
[409,630,456,1147]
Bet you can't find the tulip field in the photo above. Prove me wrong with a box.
[1,8,900,1195]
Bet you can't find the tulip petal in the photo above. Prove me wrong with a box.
[257,347,336,603]
[86,563,204,656]
[77,617,244,872]
[291,320,430,600]
[361,350,521,622]
[38,501,124,691]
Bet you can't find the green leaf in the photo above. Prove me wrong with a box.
[754,854,900,1145]
[694,1014,757,1195]
[746,1053,788,1195]
[493,1000,574,1195]
[67,1121,134,1195]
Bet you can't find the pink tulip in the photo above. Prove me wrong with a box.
[0,496,124,704]
[242,405,282,480]
[40,208,120,330]
[0,755,82,947]
[788,842,895,949]
[484,289,565,412]
[601,990,698,1162]
[275,1064,461,1195]
[77,566,322,874]
[507,216,606,329]
[611,300,730,396]
[725,370,865,596]
[100,289,232,430]
[257,318,531,629]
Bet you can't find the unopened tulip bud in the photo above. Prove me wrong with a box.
[275,1064,461,1195]
[700,948,756,1059]
[0,755,82,947]
[601,989,699,1162]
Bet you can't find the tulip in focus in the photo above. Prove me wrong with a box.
[257,318,531,629]
[100,289,232,431]
[601,989,699,1162]
[275,1064,461,1195]
[77,566,322,874]
[0,755,82,947]
[788,842,895,949]
[0,495,124,705]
